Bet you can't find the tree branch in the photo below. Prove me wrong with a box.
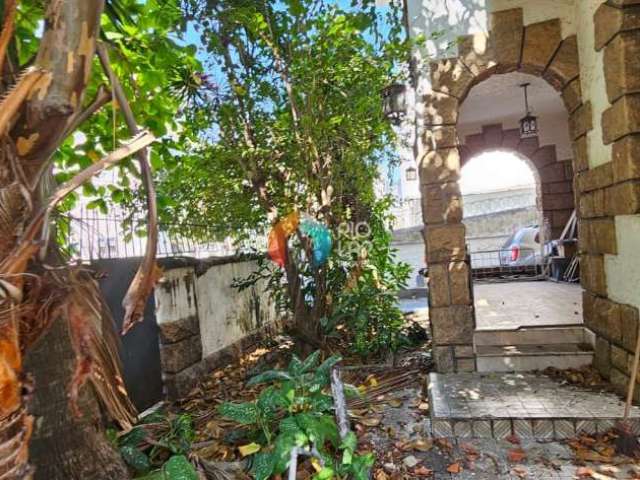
[61,84,112,141]
[12,0,105,179]
[96,42,160,335]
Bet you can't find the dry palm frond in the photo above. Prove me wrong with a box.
[345,369,420,410]
[0,0,18,75]
[65,269,137,429]
[0,182,26,236]
[0,67,46,135]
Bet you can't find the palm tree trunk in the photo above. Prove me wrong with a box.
[25,305,129,480]
[0,1,134,476]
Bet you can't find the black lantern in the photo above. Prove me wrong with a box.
[382,83,407,125]
[519,83,538,139]
[405,166,417,181]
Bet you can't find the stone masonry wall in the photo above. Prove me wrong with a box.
[421,7,583,373]
[154,257,280,399]
[582,1,640,401]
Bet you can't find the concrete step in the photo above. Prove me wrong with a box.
[474,326,595,372]
[428,372,640,440]
[474,325,594,346]
[476,343,594,372]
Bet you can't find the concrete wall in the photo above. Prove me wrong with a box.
[154,257,279,398]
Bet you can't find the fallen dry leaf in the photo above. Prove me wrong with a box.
[576,466,594,478]
[360,417,382,427]
[507,448,527,463]
[412,439,433,452]
[374,469,388,480]
[511,465,528,478]
[238,442,261,457]
[447,463,462,474]
[413,465,433,477]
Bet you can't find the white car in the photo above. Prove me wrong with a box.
[499,226,551,267]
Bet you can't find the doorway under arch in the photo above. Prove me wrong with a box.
[419,9,585,373]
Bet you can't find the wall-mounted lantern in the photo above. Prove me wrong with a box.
[382,83,407,125]
[405,166,417,181]
[519,82,538,139]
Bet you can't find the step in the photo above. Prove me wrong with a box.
[475,343,594,372]
[474,325,594,347]
[474,326,595,372]
[428,372,640,440]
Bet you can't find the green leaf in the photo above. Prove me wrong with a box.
[343,383,362,399]
[340,431,357,452]
[300,350,321,373]
[247,369,293,386]
[287,355,304,376]
[349,453,375,480]
[162,455,198,480]
[218,402,258,425]
[315,355,342,381]
[118,426,148,449]
[250,452,276,480]
[171,414,194,446]
[313,467,335,480]
[296,413,338,447]
[119,445,151,473]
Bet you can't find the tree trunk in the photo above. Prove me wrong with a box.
[0,1,134,476]
[25,305,129,480]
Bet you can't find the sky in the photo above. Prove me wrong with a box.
[459,151,536,194]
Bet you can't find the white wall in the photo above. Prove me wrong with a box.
[606,216,640,310]
[575,0,611,168]
[155,259,279,358]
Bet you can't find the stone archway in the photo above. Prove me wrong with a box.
[419,8,588,373]
[460,124,575,240]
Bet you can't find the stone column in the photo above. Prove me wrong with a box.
[419,144,476,373]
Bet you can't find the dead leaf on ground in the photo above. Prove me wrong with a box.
[374,469,388,480]
[359,417,382,427]
[413,465,433,477]
[446,463,462,474]
[511,465,528,478]
[412,439,433,452]
[507,448,527,463]
[576,466,595,478]
[238,442,261,457]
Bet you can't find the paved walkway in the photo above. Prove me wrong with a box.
[474,281,583,330]
[361,382,640,479]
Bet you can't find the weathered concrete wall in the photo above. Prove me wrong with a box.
[154,257,279,398]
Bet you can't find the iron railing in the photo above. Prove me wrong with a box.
[469,247,545,280]
[61,209,261,260]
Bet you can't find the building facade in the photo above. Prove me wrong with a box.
[403,0,640,393]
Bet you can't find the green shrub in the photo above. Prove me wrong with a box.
[219,351,374,480]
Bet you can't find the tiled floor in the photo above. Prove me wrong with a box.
[474,281,583,330]
[428,372,640,440]
[361,383,640,479]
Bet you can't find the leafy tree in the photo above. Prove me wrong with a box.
[162,0,409,343]
[0,0,203,478]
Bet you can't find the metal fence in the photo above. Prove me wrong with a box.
[469,247,544,280]
[62,209,259,261]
